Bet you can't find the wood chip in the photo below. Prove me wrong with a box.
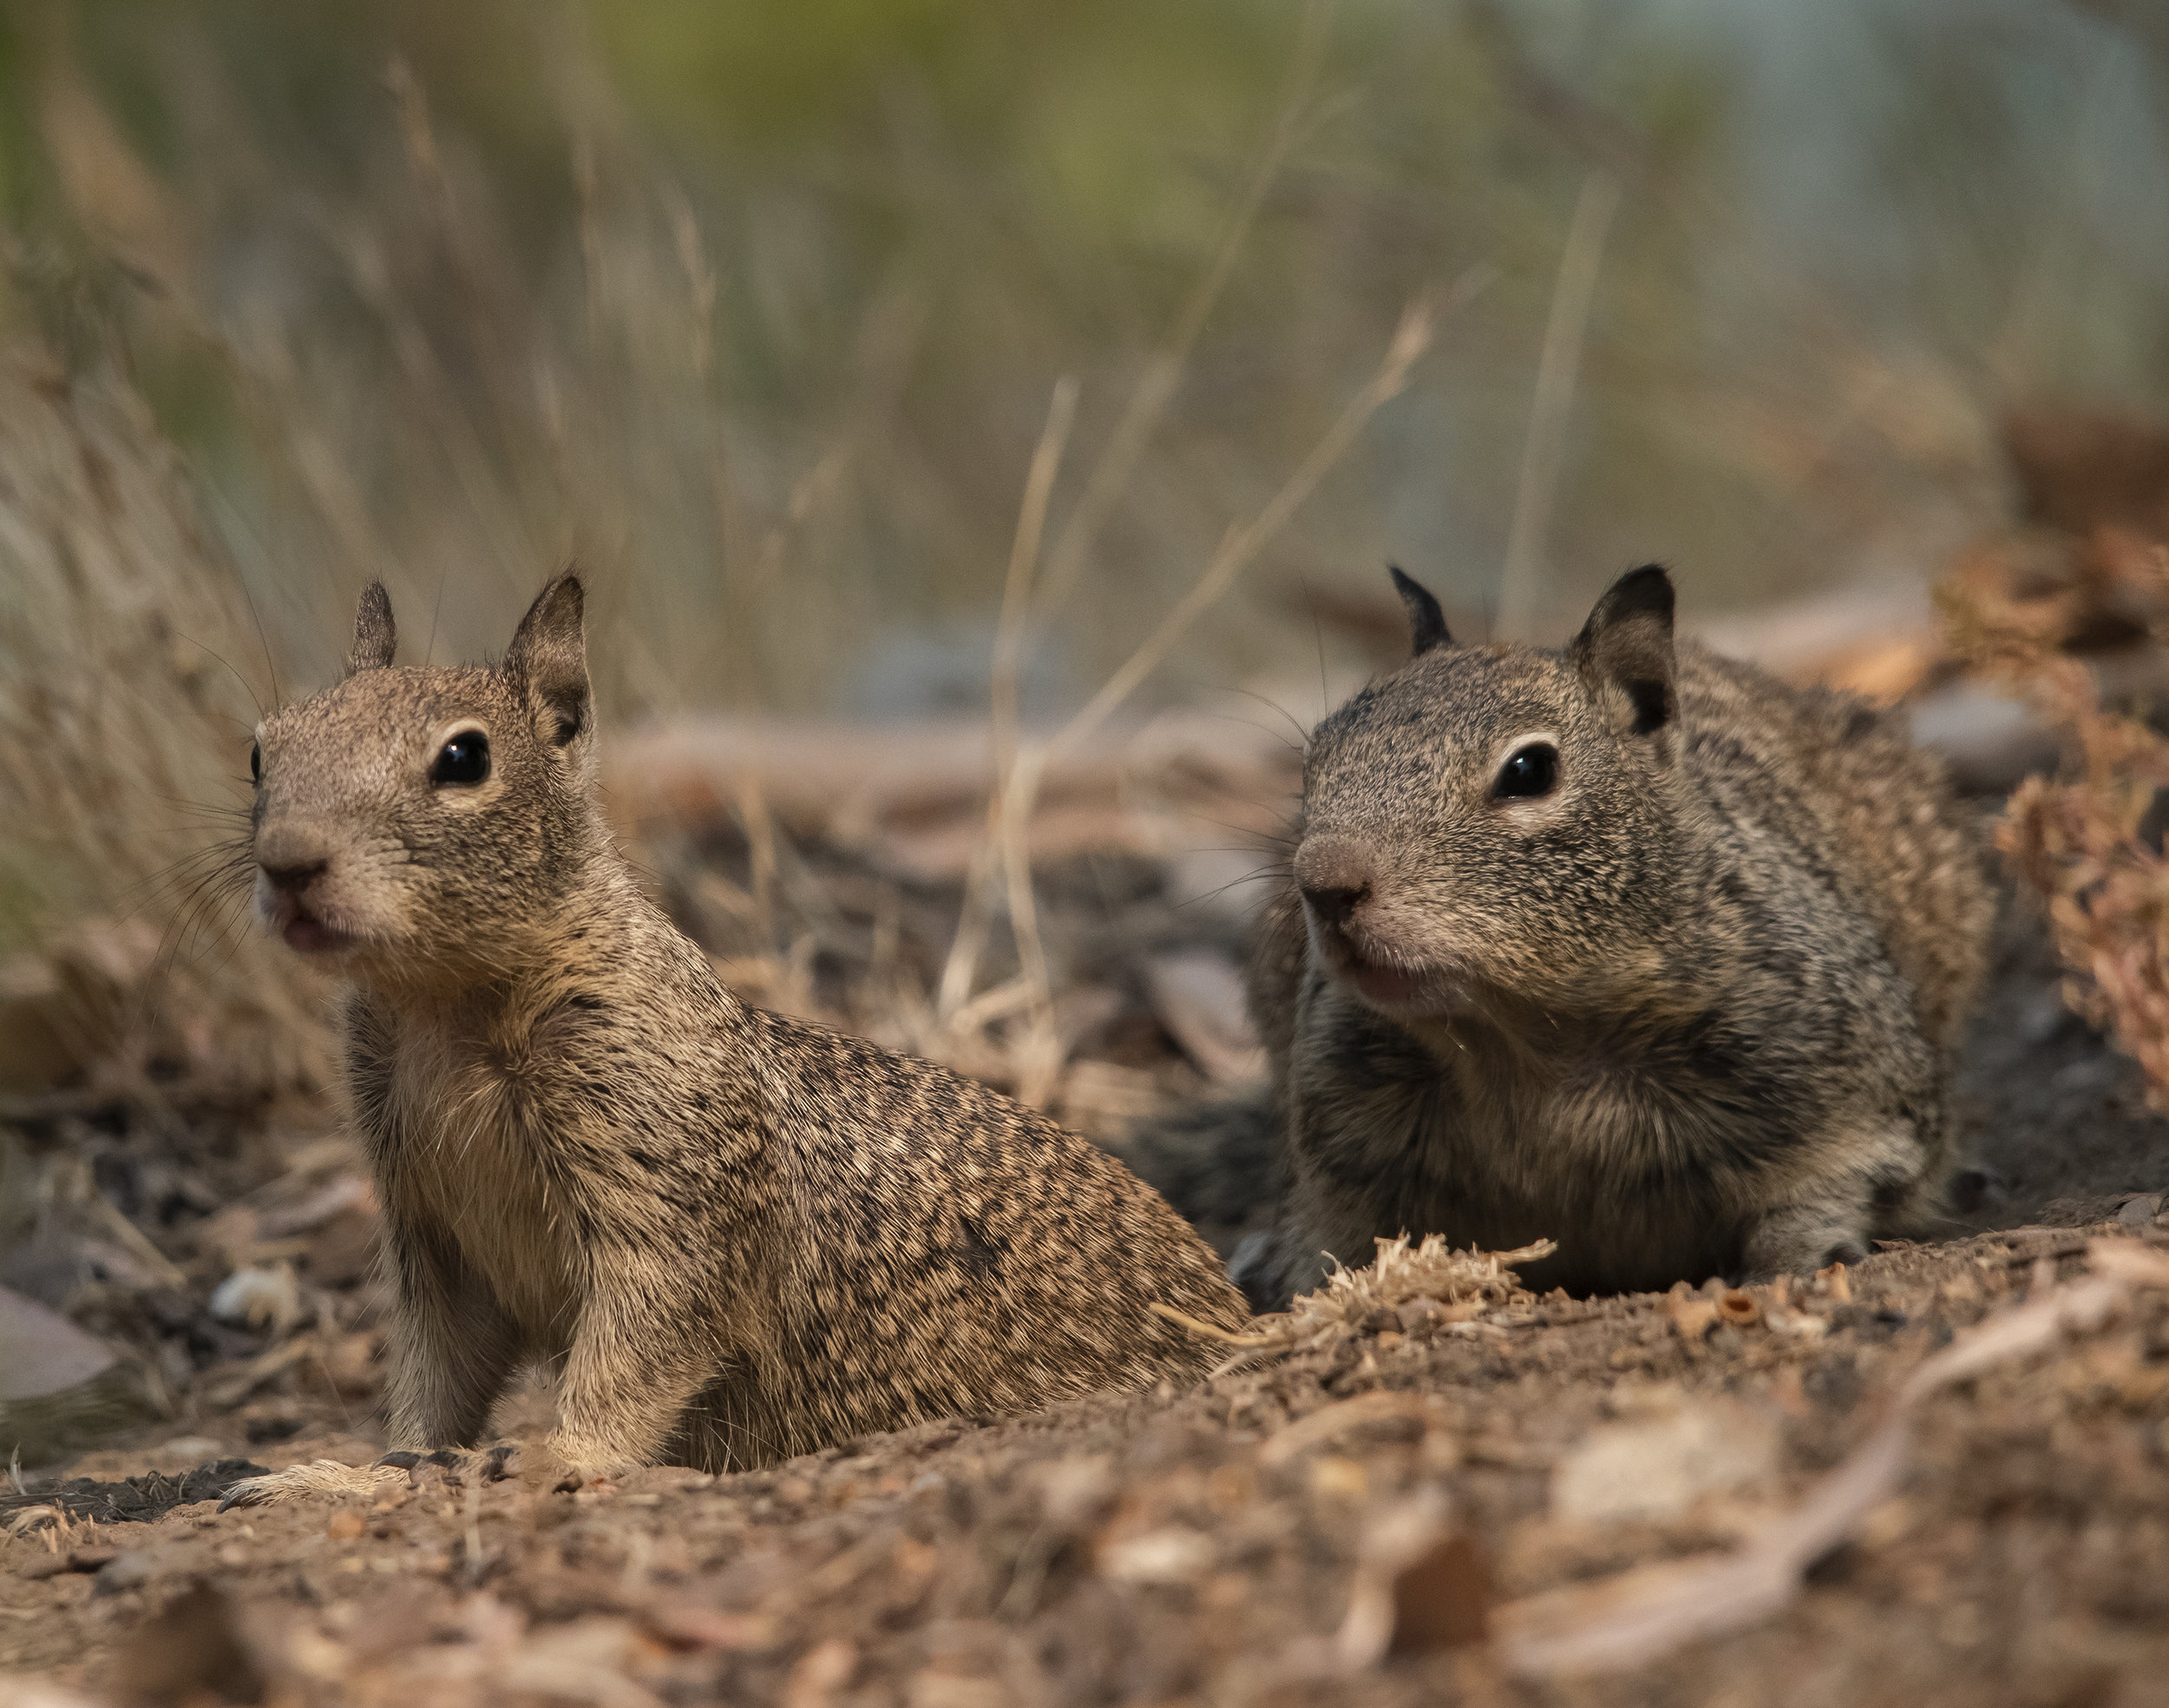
[1258,1391,1430,1468]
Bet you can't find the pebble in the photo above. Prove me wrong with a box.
[93,1550,158,1594]
[2117,1194,2162,1227]
[157,1436,225,1464]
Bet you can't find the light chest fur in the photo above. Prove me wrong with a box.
[1287,972,1930,1295]
[357,993,584,1355]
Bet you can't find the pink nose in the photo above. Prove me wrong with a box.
[255,822,334,894]
[1294,834,1376,927]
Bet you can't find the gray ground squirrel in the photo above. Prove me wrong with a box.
[226,574,1246,1496]
[1142,565,1992,1308]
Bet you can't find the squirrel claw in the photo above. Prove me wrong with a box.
[376,1445,521,1489]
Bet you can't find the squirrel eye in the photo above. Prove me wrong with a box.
[249,742,261,785]
[1493,742,1558,800]
[430,731,491,788]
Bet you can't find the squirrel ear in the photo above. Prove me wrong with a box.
[504,572,590,748]
[1569,565,1675,736]
[1388,566,1451,657]
[345,581,396,675]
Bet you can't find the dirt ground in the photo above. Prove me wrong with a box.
[6,853,2169,1707]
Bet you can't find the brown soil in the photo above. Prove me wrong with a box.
[8,1227,2169,1707]
[5,860,2169,1706]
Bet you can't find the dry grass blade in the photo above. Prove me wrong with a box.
[1045,295,1439,771]
[0,372,327,1087]
[1029,0,1336,628]
[1498,169,1622,639]
[936,376,1079,1025]
[938,284,1450,1091]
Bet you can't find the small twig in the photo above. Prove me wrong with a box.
[1147,1301,1276,1348]
[1030,0,1336,626]
[1257,1391,1433,1468]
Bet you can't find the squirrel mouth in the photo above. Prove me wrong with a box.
[1311,927,1447,1012]
[1342,957,1434,1008]
[266,896,357,956]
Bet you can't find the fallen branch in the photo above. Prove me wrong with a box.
[1494,1240,2169,1678]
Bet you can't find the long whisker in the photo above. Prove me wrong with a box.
[174,632,267,723]
[1173,864,1292,912]
[1199,691,1310,756]
[239,580,283,713]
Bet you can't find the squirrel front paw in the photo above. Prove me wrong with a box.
[217,1443,523,1511]
[1740,1205,1871,1284]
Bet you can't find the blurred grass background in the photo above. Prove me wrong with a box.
[0,0,2166,950]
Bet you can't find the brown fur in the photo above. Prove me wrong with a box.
[1202,566,1993,1306]
[241,576,1247,1480]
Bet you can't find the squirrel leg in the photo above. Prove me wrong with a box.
[380,1245,525,1450]
[1739,1198,1872,1283]
[220,1248,522,1512]
[545,1280,711,1479]
[1741,1125,1926,1282]
[1255,1165,1392,1312]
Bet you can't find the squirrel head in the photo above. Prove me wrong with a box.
[1293,565,1687,1024]
[248,573,603,987]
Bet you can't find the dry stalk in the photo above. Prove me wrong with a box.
[937,0,1334,1048]
[936,377,1078,1024]
[1046,296,1438,773]
[1497,169,1622,639]
[1029,0,1336,628]
[1940,565,2169,1104]
[940,288,1445,1100]
[958,294,1437,1074]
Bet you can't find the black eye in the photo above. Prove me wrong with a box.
[249,742,261,784]
[1494,743,1558,800]
[431,731,491,787]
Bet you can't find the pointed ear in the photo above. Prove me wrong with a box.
[1569,565,1675,736]
[345,581,396,675]
[1388,566,1451,657]
[503,572,590,748]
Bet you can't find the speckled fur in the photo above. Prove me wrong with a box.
[246,576,1246,1477]
[1227,566,1992,1307]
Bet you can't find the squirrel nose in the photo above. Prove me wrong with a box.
[260,858,329,895]
[1294,834,1376,928]
[1301,880,1368,927]
[256,825,333,894]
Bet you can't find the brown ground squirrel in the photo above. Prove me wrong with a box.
[1176,565,1992,1308]
[230,575,1245,1490]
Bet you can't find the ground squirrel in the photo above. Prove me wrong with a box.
[228,575,1245,1492]
[1167,565,1992,1308]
